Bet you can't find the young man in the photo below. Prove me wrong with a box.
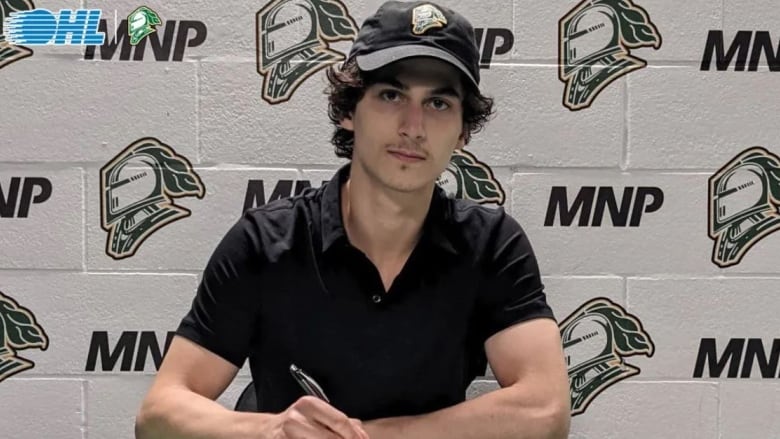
[135,1,570,438]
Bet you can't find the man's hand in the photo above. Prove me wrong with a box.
[258,396,370,439]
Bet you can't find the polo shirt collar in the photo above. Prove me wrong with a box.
[320,162,459,255]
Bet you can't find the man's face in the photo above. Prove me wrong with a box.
[340,57,466,194]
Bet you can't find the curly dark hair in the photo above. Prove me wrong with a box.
[325,58,495,159]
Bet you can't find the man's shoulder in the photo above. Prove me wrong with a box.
[446,196,519,231]
[228,184,326,260]
[242,184,325,223]
[443,196,529,254]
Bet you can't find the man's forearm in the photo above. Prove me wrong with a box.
[135,386,274,439]
[363,384,570,439]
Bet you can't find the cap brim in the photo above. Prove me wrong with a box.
[355,45,478,88]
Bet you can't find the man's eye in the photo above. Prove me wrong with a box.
[430,98,450,110]
[380,90,400,101]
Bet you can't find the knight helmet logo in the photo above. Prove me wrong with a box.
[100,137,205,260]
[559,0,661,111]
[560,297,654,415]
[0,0,34,70]
[127,6,162,46]
[256,0,358,104]
[436,149,505,205]
[0,290,48,383]
[411,4,447,35]
[708,147,780,268]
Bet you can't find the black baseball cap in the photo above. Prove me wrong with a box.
[346,1,481,88]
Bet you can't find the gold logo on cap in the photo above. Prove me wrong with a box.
[411,4,447,35]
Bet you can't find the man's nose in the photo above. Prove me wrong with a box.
[399,102,426,140]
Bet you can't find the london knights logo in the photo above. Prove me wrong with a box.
[559,0,661,110]
[708,147,780,268]
[436,149,505,205]
[100,137,205,260]
[127,6,162,46]
[0,0,34,70]
[560,297,654,415]
[0,290,48,383]
[256,0,358,104]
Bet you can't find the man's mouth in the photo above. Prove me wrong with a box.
[388,149,425,162]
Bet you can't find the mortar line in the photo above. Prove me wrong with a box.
[196,60,202,163]
[82,168,87,272]
[82,379,88,439]
[622,78,629,170]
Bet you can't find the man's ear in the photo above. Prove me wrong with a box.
[456,126,466,150]
[339,116,355,131]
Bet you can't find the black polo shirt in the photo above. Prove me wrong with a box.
[175,163,555,421]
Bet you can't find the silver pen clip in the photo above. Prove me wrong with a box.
[290,363,330,403]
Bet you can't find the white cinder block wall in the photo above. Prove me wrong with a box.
[1,0,778,438]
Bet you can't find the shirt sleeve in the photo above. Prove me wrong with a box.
[474,208,556,345]
[175,213,264,369]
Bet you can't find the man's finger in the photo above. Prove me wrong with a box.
[282,413,342,439]
[296,397,366,438]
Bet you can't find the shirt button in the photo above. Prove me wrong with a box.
[372,294,382,304]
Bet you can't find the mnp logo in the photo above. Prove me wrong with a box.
[84,8,206,62]
[560,298,654,415]
[436,149,505,205]
[708,147,780,268]
[0,290,48,383]
[701,31,780,71]
[545,186,664,227]
[85,331,174,372]
[256,0,359,104]
[4,7,105,45]
[559,0,661,110]
[0,176,51,218]
[694,338,780,379]
[100,138,205,260]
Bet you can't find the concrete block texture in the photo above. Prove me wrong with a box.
[628,67,780,169]
[723,0,780,31]
[0,378,85,439]
[627,278,780,380]
[475,65,623,167]
[720,382,780,439]
[0,168,83,269]
[0,59,197,163]
[198,60,345,166]
[0,272,198,375]
[568,381,719,439]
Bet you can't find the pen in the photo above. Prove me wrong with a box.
[289,363,330,403]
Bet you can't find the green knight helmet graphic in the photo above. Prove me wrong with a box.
[0,290,48,383]
[256,0,358,104]
[436,150,505,205]
[0,0,34,70]
[127,6,162,46]
[559,298,654,416]
[100,137,205,260]
[559,0,661,111]
[708,147,780,268]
